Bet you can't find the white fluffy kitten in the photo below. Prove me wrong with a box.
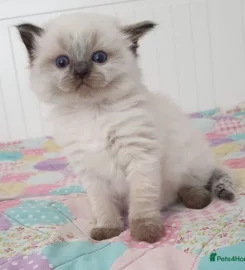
[17,12,235,243]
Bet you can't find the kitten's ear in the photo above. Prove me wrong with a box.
[16,23,44,61]
[122,21,157,54]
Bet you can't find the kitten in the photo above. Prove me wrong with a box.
[17,12,235,243]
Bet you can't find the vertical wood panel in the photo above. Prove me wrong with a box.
[0,0,136,20]
[0,79,9,141]
[135,6,160,92]
[153,6,180,102]
[10,28,45,138]
[116,9,136,24]
[0,23,27,141]
[172,3,198,112]
[190,0,215,110]
[241,0,245,83]
[208,0,245,107]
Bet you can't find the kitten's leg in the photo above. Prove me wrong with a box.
[178,186,212,209]
[109,118,163,242]
[83,177,123,241]
[128,169,163,243]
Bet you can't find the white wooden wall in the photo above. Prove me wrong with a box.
[0,0,245,142]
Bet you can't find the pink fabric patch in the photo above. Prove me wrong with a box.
[111,249,147,270]
[116,246,195,270]
[119,219,181,249]
[0,200,20,212]
[0,173,34,183]
[0,141,21,149]
[0,161,23,171]
[214,119,245,135]
[225,157,245,168]
[205,132,227,140]
[63,195,92,220]
[0,213,11,231]
[22,149,45,155]
[23,184,61,195]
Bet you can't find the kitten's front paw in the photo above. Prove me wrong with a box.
[130,217,163,243]
[90,227,123,241]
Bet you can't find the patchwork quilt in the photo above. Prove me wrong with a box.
[1,104,245,270]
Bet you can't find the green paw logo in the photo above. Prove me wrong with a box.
[210,252,217,262]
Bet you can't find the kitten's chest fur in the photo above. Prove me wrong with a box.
[51,103,129,198]
[53,104,113,152]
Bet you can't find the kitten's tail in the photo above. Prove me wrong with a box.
[208,166,235,201]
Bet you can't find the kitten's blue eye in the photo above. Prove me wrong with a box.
[92,51,107,64]
[56,55,70,68]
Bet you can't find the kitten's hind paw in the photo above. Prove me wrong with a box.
[214,183,235,201]
[178,186,212,209]
[130,217,163,243]
[210,167,235,201]
[90,227,123,241]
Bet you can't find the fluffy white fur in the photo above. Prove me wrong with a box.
[17,12,234,242]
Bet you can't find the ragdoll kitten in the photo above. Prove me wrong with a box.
[17,12,235,243]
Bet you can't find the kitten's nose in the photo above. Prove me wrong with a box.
[74,61,90,79]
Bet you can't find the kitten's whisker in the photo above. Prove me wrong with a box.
[75,82,83,91]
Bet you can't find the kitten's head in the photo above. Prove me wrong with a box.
[17,13,156,104]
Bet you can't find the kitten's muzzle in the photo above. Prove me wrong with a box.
[73,61,90,79]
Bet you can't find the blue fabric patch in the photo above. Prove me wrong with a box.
[20,137,49,149]
[230,133,245,140]
[198,242,245,270]
[5,200,72,226]
[0,151,23,161]
[191,118,215,134]
[50,185,85,195]
[201,109,219,117]
[42,241,127,270]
